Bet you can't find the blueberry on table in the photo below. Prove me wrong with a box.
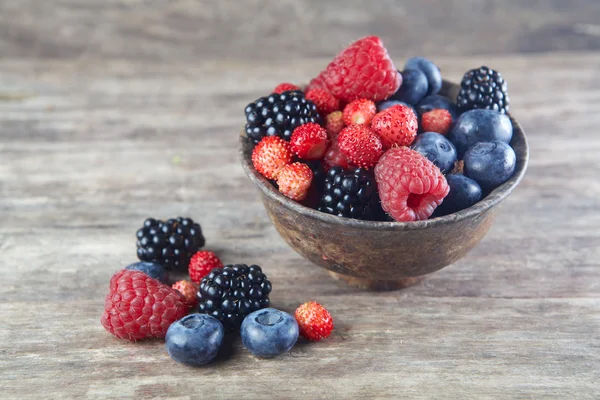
[435,174,482,216]
[463,141,516,191]
[165,314,224,366]
[416,94,460,121]
[241,308,299,358]
[405,57,442,95]
[448,109,513,157]
[390,69,428,105]
[124,261,169,284]
[411,132,457,174]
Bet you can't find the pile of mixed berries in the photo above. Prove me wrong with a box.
[245,36,516,221]
[101,217,334,366]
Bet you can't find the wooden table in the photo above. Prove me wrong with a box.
[1,1,599,399]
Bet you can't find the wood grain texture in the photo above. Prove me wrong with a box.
[1,1,600,399]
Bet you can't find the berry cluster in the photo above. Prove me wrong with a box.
[246,36,516,222]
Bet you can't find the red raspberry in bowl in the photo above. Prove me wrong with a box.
[375,147,449,222]
[337,125,383,169]
[371,104,418,149]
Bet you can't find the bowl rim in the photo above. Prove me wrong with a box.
[239,81,529,232]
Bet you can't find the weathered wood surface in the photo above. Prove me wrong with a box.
[1,1,600,399]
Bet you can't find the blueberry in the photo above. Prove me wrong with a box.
[165,314,224,366]
[436,174,482,215]
[448,109,513,157]
[241,308,299,358]
[411,132,457,174]
[124,261,168,284]
[376,99,417,117]
[390,69,428,105]
[463,141,516,191]
[416,94,460,121]
[405,57,442,95]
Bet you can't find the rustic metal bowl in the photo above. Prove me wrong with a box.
[239,81,529,290]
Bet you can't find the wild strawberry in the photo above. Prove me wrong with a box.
[294,301,334,341]
[290,123,329,160]
[252,136,293,179]
[276,163,314,201]
[172,280,198,308]
[273,82,301,94]
[421,108,453,135]
[371,104,418,148]
[343,99,377,126]
[337,125,383,169]
[305,88,341,115]
[189,250,223,283]
[323,139,351,170]
[325,111,345,138]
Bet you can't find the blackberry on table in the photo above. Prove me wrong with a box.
[457,66,510,114]
[197,264,271,332]
[244,90,321,144]
[136,217,205,270]
[317,167,380,220]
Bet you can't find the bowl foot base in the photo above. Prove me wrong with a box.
[328,271,426,291]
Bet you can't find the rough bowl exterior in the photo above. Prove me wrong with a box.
[240,81,529,290]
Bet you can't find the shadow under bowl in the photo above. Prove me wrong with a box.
[239,81,529,290]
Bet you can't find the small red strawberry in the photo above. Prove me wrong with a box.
[323,139,351,170]
[172,280,198,308]
[325,111,346,138]
[343,99,377,126]
[421,108,453,135]
[371,104,418,149]
[101,270,188,341]
[307,36,401,102]
[305,88,342,115]
[252,136,293,179]
[273,82,301,94]
[294,301,334,341]
[290,123,329,160]
[276,162,314,201]
[337,125,383,169]
[189,250,223,283]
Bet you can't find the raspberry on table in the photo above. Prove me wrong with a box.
[290,122,329,160]
[371,104,418,149]
[189,250,224,283]
[172,280,199,308]
[325,111,345,138]
[276,162,314,201]
[343,98,377,126]
[273,82,301,94]
[294,301,334,341]
[305,88,341,115]
[101,270,188,341]
[421,108,453,135]
[375,147,449,222]
[252,136,293,180]
[337,125,383,169]
[317,167,379,220]
[307,36,401,102]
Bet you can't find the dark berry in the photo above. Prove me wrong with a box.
[435,174,482,216]
[463,141,516,191]
[165,314,224,366]
[124,261,169,284]
[244,91,321,144]
[448,109,513,157]
[136,217,205,270]
[457,66,509,114]
[241,308,299,358]
[390,69,428,105]
[405,57,442,95]
[197,263,271,332]
[411,132,457,174]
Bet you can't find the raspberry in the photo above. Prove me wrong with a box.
[276,162,314,201]
[189,250,224,283]
[273,82,301,94]
[305,88,341,115]
[323,139,351,170]
[294,301,334,341]
[172,280,199,307]
[337,125,383,169]
[371,104,418,149]
[290,123,329,160]
[252,136,293,179]
[421,109,453,135]
[343,99,377,126]
[375,147,449,222]
[325,111,345,138]
[101,270,188,341]
[308,36,401,103]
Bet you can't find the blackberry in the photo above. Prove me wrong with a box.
[244,90,321,144]
[136,217,205,270]
[317,167,380,220]
[197,264,271,332]
[457,66,510,114]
